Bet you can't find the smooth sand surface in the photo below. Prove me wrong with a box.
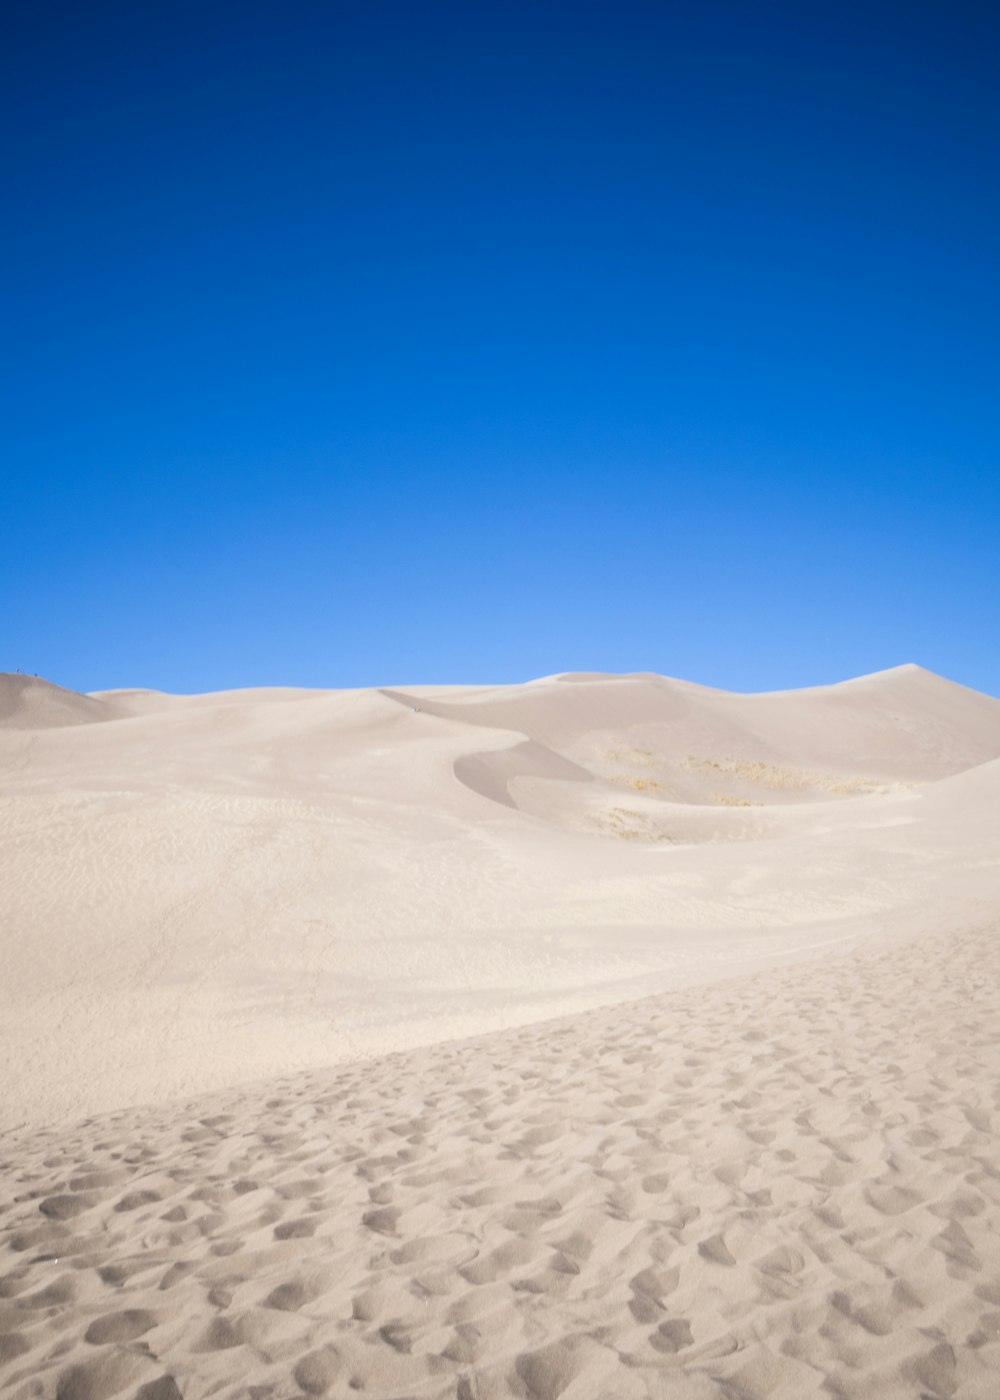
[1,664,999,1397]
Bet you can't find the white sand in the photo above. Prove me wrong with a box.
[1,664,998,1397]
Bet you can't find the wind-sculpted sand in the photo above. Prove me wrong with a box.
[1,663,999,1396]
[2,924,999,1398]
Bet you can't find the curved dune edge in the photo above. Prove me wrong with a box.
[453,739,593,808]
[379,664,1000,819]
[2,922,998,1398]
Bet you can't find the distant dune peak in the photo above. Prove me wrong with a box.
[0,673,122,730]
[435,664,1000,825]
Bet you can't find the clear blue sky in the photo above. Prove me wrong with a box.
[4,2,998,696]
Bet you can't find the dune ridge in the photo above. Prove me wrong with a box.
[0,676,124,731]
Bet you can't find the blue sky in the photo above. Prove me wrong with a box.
[4,2,998,695]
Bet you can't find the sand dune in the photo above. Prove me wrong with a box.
[1,663,999,1397]
[0,676,124,731]
[1,664,999,1132]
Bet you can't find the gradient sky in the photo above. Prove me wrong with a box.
[4,2,998,696]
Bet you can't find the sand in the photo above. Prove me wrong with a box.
[1,664,999,1397]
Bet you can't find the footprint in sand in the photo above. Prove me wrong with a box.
[39,1194,100,1221]
[273,1217,316,1240]
[650,1317,694,1354]
[55,1352,155,1400]
[293,1345,341,1395]
[698,1233,737,1266]
[84,1309,158,1344]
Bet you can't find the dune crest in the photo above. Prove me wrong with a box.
[0,674,124,730]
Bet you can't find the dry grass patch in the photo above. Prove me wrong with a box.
[686,755,893,796]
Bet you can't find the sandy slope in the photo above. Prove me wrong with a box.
[1,665,999,1133]
[1,920,998,1398]
[1,664,999,1397]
